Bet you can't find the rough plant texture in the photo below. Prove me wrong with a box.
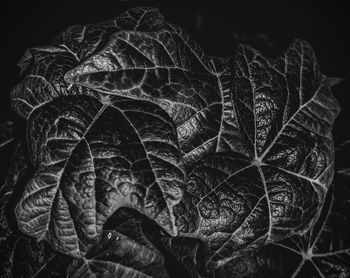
[0,6,348,278]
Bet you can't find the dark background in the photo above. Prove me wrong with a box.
[2,0,349,154]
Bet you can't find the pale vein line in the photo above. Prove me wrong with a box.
[24,103,109,241]
[242,46,258,159]
[309,193,334,252]
[268,164,326,190]
[281,52,291,123]
[167,23,213,74]
[182,136,217,159]
[32,255,57,278]
[114,35,156,66]
[60,44,80,62]
[88,259,152,278]
[310,259,325,278]
[142,32,177,66]
[176,102,222,131]
[0,138,15,148]
[258,165,273,241]
[177,164,253,219]
[132,8,148,31]
[291,258,305,278]
[299,44,305,105]
[313,248,350,257]
[114,106,173,219]
[258,83,323,161]
[209,195,267,260]
[83,137,98,237]
[20,75,59,120]
[210,59,226,152]
[272,242,301,256]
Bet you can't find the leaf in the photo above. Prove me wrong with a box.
[14,94,184,257]
[215,169,350,278]
[8,6,344,277]
[66,207,169,277]
[14,7,170,117]
[1,197,168,278]
[19,7,167,75]
[173,40,340,268]
[162,237,212,278]
[234,40,339,180]
[52,7,168,64]
[0,140,29,233]
[0,135,69,278]
[68,228,169,278]
[0,122,29,235]
[0,232,70,278]
[104,208,158,250]
[0,211,169,278]
[63,19,241,166]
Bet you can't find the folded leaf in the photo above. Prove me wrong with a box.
[8,6,343,277]
[68,230,168,278]
[0,210,169,278]
[64,21,240,166]
[14,7,170,118]
[15,95,184,256]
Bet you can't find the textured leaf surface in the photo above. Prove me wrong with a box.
[0,155,169,278]
[0,141,29,233]
[68,209,169,278]
[173,40,340,268]
[64,18,240,166]
[0,134,67,278]
[215,169,350,278]
[162,237,211,278]
[12,8,170,120]
[0,211,168,278]
[69,230,168,278]
[6,6,344,277]
[15,94,184,256]
[0,233,70,278]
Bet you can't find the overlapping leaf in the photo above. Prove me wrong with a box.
[0,142,169,277]
[5,6,344,278]
[13,7,170,119]
[1,209,168,278]
[172,40,340,268]
[69,229,168,278]
[63,18,240,166]
[14,92,184,257]
[214,168,350,278]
